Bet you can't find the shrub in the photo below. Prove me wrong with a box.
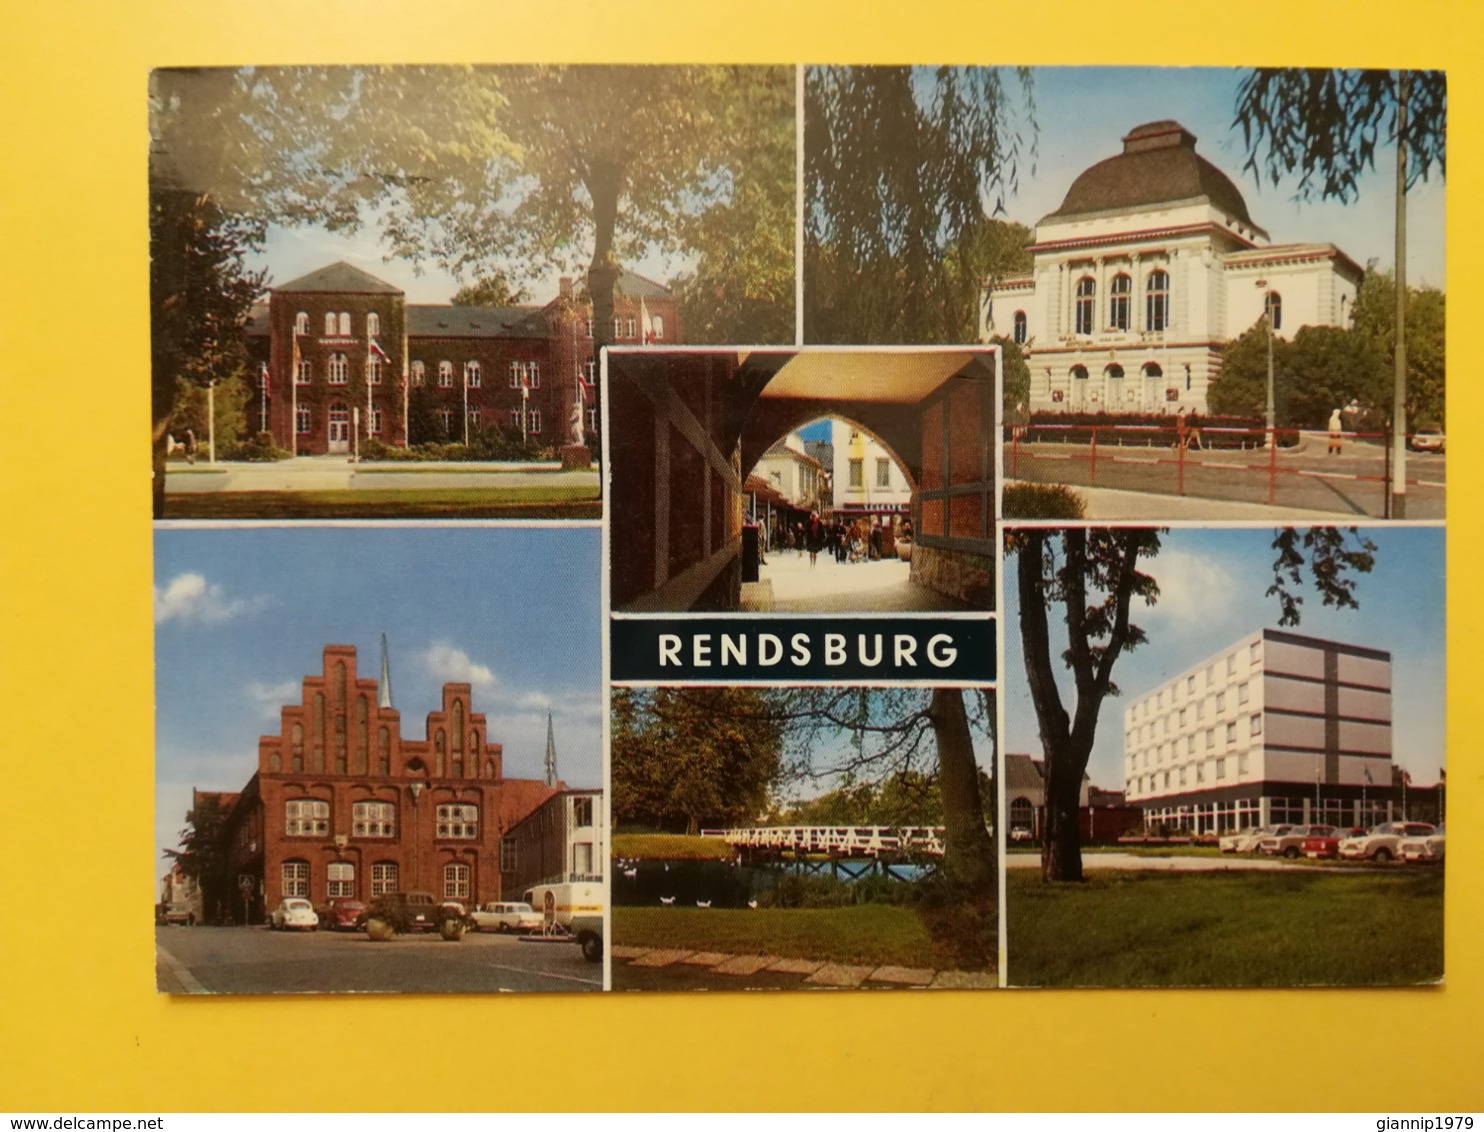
[1002,482,1086,519]
[235,431,292,462]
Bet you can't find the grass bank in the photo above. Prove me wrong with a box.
[613,905,942,968]
[612,833,735,861]
[163,488,600,520]
[1007,868,1443,987]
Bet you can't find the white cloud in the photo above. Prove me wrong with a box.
[154,573,266,625]
[421,644,497,688]
[1143,550,1236,628]
[246,680,300,719]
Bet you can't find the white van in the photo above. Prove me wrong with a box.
[522,875,605,934]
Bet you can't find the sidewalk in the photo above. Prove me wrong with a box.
[610,944,997,989]
[165,455,597,494]
[743,549,972,612]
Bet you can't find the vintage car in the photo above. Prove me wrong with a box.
[1338,822,1438,862]
[1258,825,1337,859]
[317,898,367,931]
[1220,825,1293,854]
[1398,824,1446,864]
[571,914,603,963]
[269,897,319,931]
[469,901,544,934]
[1302,827,1368,859]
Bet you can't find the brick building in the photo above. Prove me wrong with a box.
[206,643,565,922]
[243,262,680,456]
[499,788,606,899]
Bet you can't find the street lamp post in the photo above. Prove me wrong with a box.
[1256,280,1275,449]
[408,781,424,888]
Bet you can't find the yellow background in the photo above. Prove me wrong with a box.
[0,0,1477,1112]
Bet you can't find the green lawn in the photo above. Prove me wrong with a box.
[163,487,600,520]
[614,905,942,968]
[1007,868,1444,987]
[612,833,736,861]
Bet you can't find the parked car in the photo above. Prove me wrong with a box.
[317,898,367,931]
[469,901,544,934]
[1339,822,1438,862]
[270,898,319,931]
[1220,825,1294,854]
[571,914,603,963]
[366,891,439,932]
[1409,427,1445,453]
[1399,824,1446,864]
[159,902,195,926]
[1303,827,1368,859]
[1259,825,1336,859]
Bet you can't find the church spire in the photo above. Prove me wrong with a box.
[378,633,394,710]
[544,712,558,786]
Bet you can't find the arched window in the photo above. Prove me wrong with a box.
[1013,311,1027,345]
[438,361,454,388]
[1009,798,1035,835]
[528,362,540,389]
[1265,291,1283,331]
[1071,365,1089,381]
[294,312,310,336]
[371,861,398,896]
[443,863,471,900]
[464,360,481,388]
[324,311,337,336]
[1146,270,1170,331]
[1074,277,1096,335]
[338,312,352,337]
[652,314,665,340]
[367,312,380,337]
[1109,274,1132,330]
[613,316,623,338]
[328,353,349,384]
[296,358,312,385]
[1105,363,1124,381]
[285,799,329,837]
[366,355,382,384]
[282,860,311,898]
[327,861,355,898]
[411,360,425,386]
[1141,362,1163,380]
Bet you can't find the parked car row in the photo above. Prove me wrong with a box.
[1218,821,1445,864]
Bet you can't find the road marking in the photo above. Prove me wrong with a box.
[483,961,602,988]
[156,943,207,993]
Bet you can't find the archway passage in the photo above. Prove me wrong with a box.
[608,349,998,612]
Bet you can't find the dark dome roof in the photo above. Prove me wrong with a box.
[1043,121,1256,227]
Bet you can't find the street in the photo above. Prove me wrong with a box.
[155,925,603,995]
[1005,437,1445,520]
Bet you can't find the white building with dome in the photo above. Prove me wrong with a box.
[983,120,1363,415]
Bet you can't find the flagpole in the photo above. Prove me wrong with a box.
[291,328,300,457]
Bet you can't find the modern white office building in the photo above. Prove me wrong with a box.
[1124,628,1395,833]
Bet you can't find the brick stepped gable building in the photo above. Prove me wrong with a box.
[244,261,679,456]
[983,120,1362,415]
[207,643,564,922]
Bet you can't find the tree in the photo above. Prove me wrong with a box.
[1014,526,1376,882]
[1234,68,1446,517]
[805,67,1037,344]
[1351,269,1446,426]
[611,687,784,835]
[405,385,446,446]
[993,334,1032,424]
[449,272,530,308]
[1210,322,1389,429]
[165,793,231,924]
[670,68,797,344]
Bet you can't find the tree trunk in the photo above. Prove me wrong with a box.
[585,160,623,363]
[1040,739,1087,882]
[930,687,995,893]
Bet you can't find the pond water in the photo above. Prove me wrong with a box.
[611,857,930,908]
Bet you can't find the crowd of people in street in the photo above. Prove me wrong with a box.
[759,513,913,567]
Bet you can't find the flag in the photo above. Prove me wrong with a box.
[368,337,391,362]
[640,295,653,344]
[1363,766,1373,784]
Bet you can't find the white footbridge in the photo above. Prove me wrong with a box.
[701,825,946,858]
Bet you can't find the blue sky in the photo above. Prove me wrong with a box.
[1002,526,1446,792]
[246,66,1445,306]
[1005,67,1445,288]
[154,527,602,870]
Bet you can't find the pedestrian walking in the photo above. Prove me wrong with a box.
[184,428,198,465]
[1328,408,1344,455]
